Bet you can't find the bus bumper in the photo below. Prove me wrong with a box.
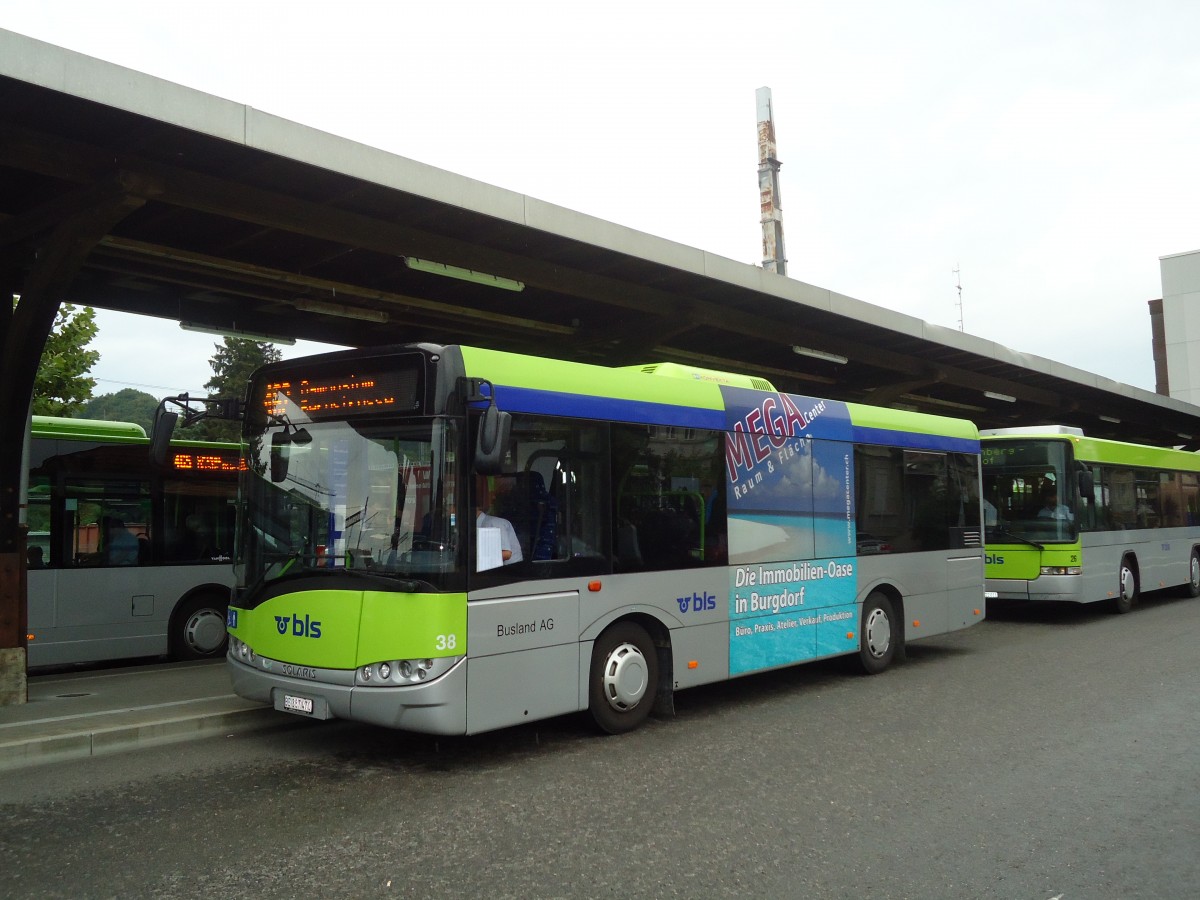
[228,653,468,735]
[986,574,1083,602]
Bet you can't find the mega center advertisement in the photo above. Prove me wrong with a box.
[721,386,859,675]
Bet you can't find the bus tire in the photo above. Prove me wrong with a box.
[588,622,659,735]
[858,592,897,675]
[1186,550,1200,598]
[1111,558,1138,615]
[170,592,229,661]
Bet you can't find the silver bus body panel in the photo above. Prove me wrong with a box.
[857,549,984,637]
[27,565,234,667]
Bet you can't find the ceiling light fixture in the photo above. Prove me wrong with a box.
[791,346,848,365]
[180,322,296,345]
[983,390,1016,403]
[294,299,389,323]
[404,257,525,292]
[1098,415,1121,424]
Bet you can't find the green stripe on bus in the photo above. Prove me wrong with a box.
[459,346,728,410]
[847,403,980,441]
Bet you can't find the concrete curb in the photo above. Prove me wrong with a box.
[0,700,282,772]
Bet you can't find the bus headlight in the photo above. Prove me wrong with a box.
[355,656,458,686]
[1040,566,1082,576]
[229,637,256,664]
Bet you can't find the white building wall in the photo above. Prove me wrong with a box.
[1161,249,1200,406]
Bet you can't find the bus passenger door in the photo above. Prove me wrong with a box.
[465,590,581,734]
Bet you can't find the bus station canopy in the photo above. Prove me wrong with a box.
[3,29,1200,448]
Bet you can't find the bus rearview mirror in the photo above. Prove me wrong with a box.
[149,410,179,468]
[475,404,511,474]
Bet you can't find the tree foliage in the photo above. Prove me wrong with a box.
[192,338,283,441]
[82,388,160,434]
[19,300,100,417]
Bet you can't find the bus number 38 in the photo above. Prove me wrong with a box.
[435,634,458,651]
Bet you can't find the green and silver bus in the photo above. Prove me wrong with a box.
[981,426,1200,612]
[25,416,241,666]
[212,344,984,735]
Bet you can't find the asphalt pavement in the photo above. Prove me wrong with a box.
[0,657,279,772]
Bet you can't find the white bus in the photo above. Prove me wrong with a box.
[25,416,240,666]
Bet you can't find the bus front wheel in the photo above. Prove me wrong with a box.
[171,593,229,660]
[588,622,659,735]
[858,592,897,675]
[1111,559,1139,615]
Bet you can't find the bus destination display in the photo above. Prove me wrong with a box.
[171,449,245,473]
[262,365,421,421]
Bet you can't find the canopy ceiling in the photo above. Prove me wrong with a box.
[3,29,1198,447]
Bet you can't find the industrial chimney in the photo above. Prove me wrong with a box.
[756,86,787,275]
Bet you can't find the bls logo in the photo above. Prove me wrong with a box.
[274,614,323,638]
[985,553,1005,566]
[676,591,717,614]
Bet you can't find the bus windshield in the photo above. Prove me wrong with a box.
[981,438,1076,543]
[239,416,461,589]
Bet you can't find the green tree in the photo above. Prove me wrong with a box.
[17,299,100,416]
[192,338,283,441]
[82,388,160,434]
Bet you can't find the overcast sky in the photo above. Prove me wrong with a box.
[5,1,1199,397]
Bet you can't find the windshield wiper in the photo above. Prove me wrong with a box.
[322,565,431,593]
[987,525,1044,550]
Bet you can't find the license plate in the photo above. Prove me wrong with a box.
[282,694,314,714]
[273,689,331,719]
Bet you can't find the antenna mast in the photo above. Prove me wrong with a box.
[953,264,963,331]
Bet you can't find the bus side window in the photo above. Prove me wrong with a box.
[611,423,725,572]
[63,480,149,567]
[26,473,52,568]
[473,414,610,581]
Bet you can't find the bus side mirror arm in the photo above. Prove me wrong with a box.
[150,394,245,468]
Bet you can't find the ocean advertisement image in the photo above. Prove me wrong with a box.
[720,386,859,675]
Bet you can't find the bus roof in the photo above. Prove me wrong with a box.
[32,416,147,442]
[457,345,979,451]
[981,429,1200,473]
[31,416,240,452]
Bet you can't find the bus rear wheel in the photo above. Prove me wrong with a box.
[1111,559,1138,615]
[1186,550,1200,598]
[588,622,658,735]
[171,593,229,660]
[858,592,897,675]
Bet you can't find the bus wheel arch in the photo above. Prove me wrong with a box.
[858,588,902,675]
[587,617,665,734]
[169,586,230,660]
[1111,554,1139,614]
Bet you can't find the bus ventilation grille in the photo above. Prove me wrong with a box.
[751,378,774,391]
[963,530,982,547]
